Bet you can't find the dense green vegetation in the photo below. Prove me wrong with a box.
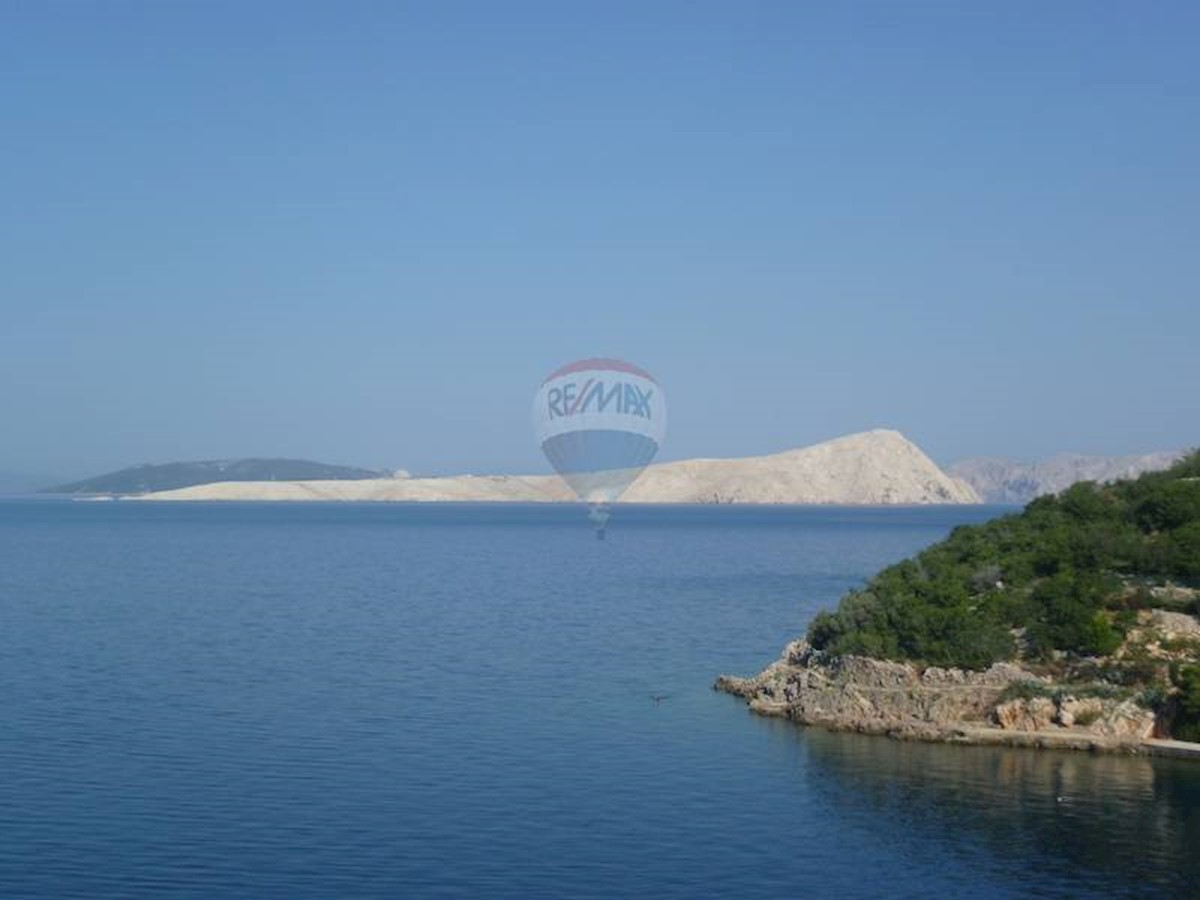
[808,450,1200,671]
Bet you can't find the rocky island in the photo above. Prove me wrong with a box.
[126,430,980,505]
[719,451,1200,756]
[46,458,384,495]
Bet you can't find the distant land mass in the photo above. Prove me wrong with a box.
[949,451,1186,504]
[130,430,980,505]
[45,459,384,495]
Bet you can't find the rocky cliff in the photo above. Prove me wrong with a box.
[949,451,1184,504]
[717,639,1160,753]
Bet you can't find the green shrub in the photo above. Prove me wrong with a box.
[1061,682,1125,700]
[1171,665,1200,743]
[1135,481,1200,533]
[1139,683,1171,712]
[1102,657,1165,686]
[804,452,1200,670]
[999,680,1055,702]
[1169,523,1200,578]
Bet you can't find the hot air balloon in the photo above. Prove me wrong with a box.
[533,358,666,536]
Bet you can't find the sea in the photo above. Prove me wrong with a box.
[1,500,1197,899]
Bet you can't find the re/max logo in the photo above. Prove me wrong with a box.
[547,380,654,419]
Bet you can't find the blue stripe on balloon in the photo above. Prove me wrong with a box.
[541,429,659,476]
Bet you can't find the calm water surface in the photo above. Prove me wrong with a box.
[1,501,1197,898]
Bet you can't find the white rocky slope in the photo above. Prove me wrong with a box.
[134,429,980,504]
[623,429,978,504]
[950,451,1184,504]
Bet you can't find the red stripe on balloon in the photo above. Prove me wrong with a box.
[542,358,657,385]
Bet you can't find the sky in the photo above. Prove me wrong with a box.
[2,1,1197,479]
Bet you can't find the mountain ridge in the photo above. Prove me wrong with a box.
[131,429,980,505]
[45,458,384,495]
[950,451,1186,504]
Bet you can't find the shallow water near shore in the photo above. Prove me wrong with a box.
[2,500,1197,898]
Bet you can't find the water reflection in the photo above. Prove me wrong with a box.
[771,720,1200,897]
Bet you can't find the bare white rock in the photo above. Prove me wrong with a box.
[134,429,980,505]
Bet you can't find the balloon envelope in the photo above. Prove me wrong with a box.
[533,358,666,504]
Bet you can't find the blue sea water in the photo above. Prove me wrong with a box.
[1,500,1197,899]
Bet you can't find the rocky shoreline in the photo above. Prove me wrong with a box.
[715,639,1190,757]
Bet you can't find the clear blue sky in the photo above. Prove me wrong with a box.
[2,1,1197,478]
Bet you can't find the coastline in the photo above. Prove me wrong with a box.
[716,638,1200,759]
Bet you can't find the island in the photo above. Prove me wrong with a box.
[122,430,981,505]
[44,458,385,495]
[718,450,1200,756]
